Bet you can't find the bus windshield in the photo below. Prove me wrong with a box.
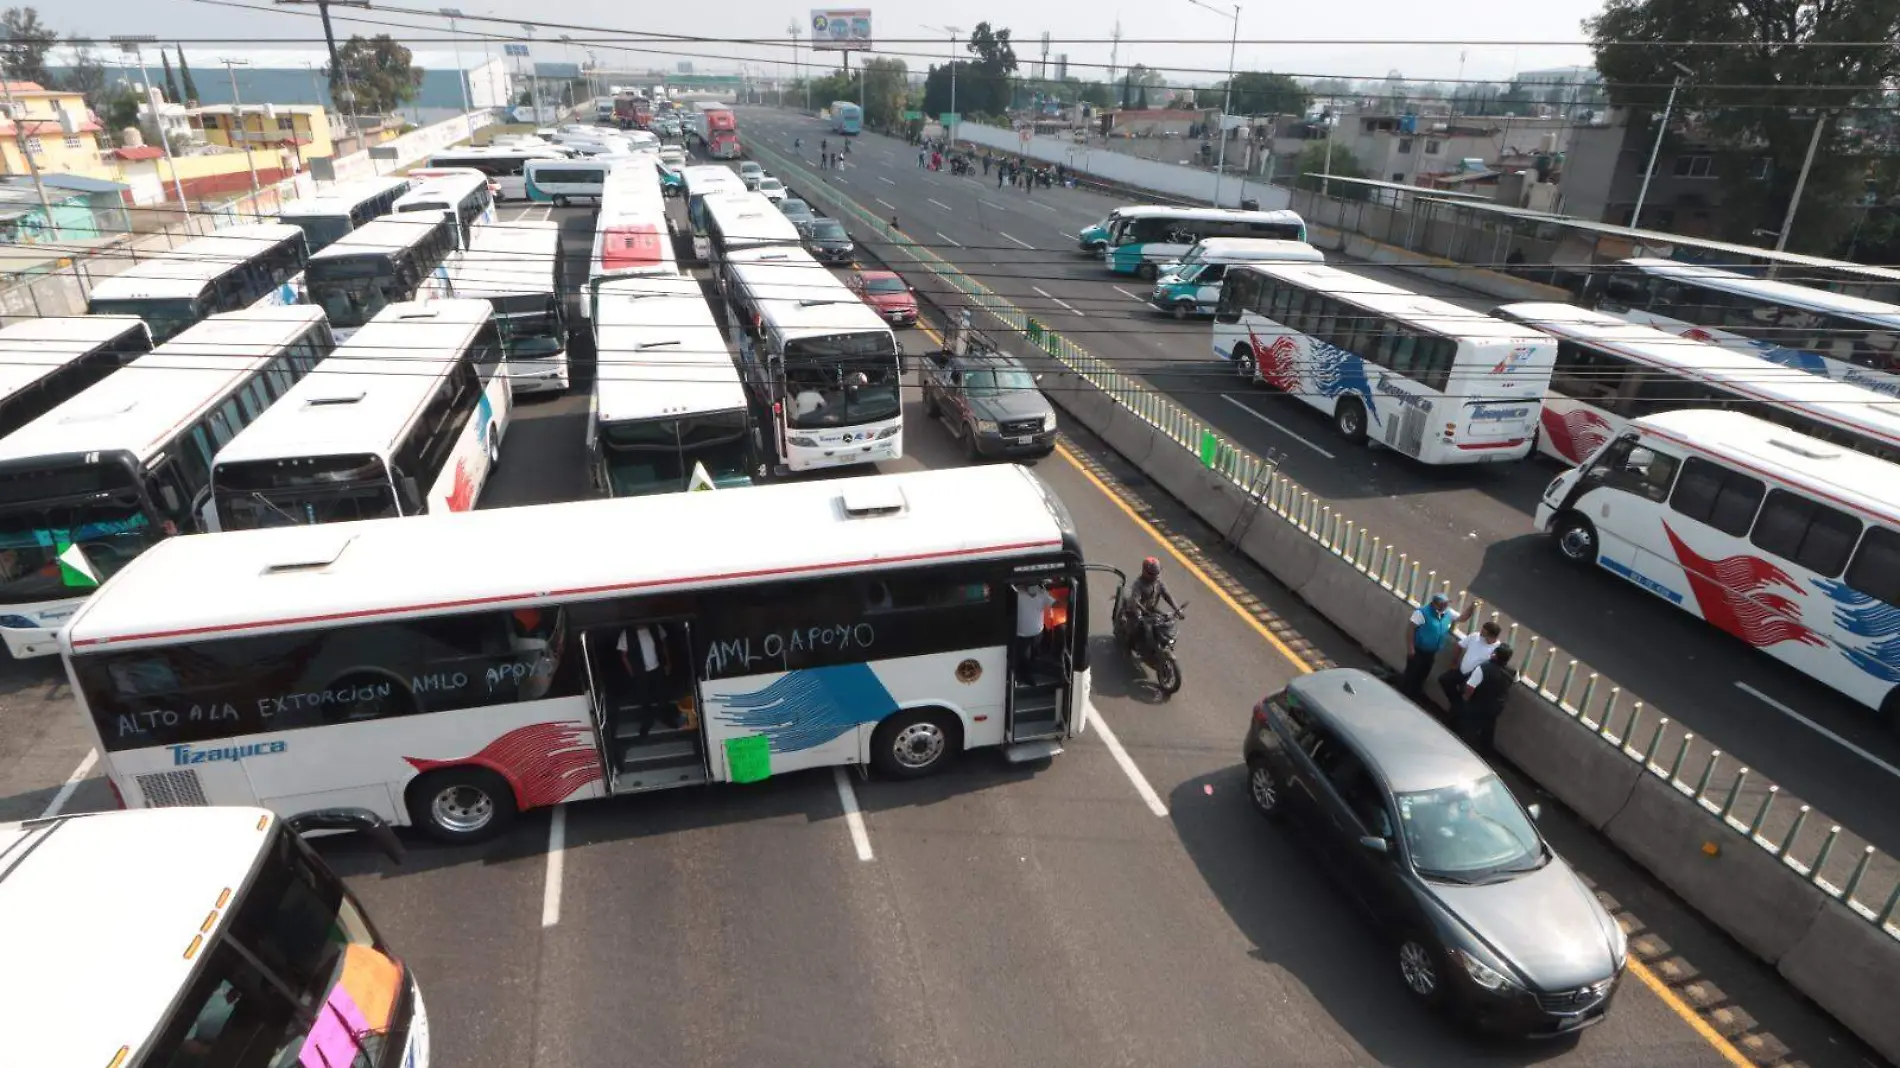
[602,410,752,495]
[495,294,564,357]
[0,464,159,604]
[307,260,401,329]
[785,358,901,428]
[152,825,402,1068]
[87,298,203,345]
[216,454,401,528]
[284,215,351,254]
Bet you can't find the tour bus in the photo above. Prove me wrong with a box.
[2,806,427,1068]
[211,299,510,530]
[1149,238,1326,318]
[725,245,903,472]
[683,165,746,259]
[426,220,568,394]
[61,465,1091,843]
[86,222,309,343]
[1213,262,1556,462]
[703,189,802,289]
[1535,408,1900,723]
[831,101,862,135]
[583,162,678,321]
[1497,303,1900,467]
[1078,205,1152,254]
[276,174,412,253]
[1104,206,1308,278]
[393,170,495,250]
[424,145,572,200]
[0,306,331,657]
[1588,258,1900,398]
[590,275,755,496]
[304,213,460,342]
[0,316,152,439]
[525,157,612,205]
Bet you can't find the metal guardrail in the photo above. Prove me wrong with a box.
[748,137,1900,939]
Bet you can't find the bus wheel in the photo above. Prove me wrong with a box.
[407,767,518,844]
[488,432,502,470]
[1334,399,1369,444]
[871,709,961,779]
[554,195,569,207]
[1173,301,1195,321]
[1553,513,1599,567]
[1138,262,1160,281]
[1231,344,1256,380]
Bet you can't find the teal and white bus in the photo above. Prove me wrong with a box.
[1103,206,1306,279]
[831,101,862,135]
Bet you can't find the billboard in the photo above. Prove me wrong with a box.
[810,9,873,52]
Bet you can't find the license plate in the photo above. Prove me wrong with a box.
[1014,435,1034,445]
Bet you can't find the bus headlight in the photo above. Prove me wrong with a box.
[788,435,819,448]
[875,425,901,439]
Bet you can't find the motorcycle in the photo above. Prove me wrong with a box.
[1102,566,1187,695]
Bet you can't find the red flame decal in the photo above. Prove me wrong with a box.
[1247,327,1301,392]
[1681,327,1717,343]
[446,458,476,513]
[405,721,603,810]
[1539,406,1615,464]
[1662,523,1826,648]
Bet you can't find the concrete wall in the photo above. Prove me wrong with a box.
[951,120,1289,210]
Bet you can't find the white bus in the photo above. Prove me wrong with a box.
[304,213,460,342]
[1,806,427,1068]
[682,164,745,259]
[584,161,678,320]
[1589,258,1900,398]
[1535,408,1900,723]
[590,275,755,496]
[1213,263,1556,462]
[1497,303,1900,467]
[86,222,309,343]
[703,189,802,290]
[0,306,331,657]
[61,465,1091,842]
[211,299,511,530]
[1103,206,1308,279]
[393,170,496,250]
[725,245,904,472]
[428,220,568,395]
[276,174,412,253]
[424,145,572,201]
[0,316,152,439]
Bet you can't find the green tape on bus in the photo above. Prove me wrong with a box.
[726,734,772,783]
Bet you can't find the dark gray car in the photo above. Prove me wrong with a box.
[1241,668,1627,1038]
[779,198,816,230]
[919,349,1056,460]
[802,216,855,263]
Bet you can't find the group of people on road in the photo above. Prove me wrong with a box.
[1401,592,1516,755]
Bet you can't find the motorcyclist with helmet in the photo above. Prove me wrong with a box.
[1120,556,1179,653]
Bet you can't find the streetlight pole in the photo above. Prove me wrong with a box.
[520,24,542,122]
[1775,110,1830,254]
[923,26,959,143]
[1186,0,1240,206]
[219,59,261,198]
[440,9,475,134]
[111,36,189,214]
[1631,61,1693,231]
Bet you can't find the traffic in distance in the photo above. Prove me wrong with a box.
[5,96,1894,1057]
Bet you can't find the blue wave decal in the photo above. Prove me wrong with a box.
[1314,344,1379,426]
[476,391,494,448]
[707,663,899,753]
[1754,343,1830,375]
[1812,578,1900,683]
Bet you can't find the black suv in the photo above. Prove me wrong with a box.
[802,216,855,263]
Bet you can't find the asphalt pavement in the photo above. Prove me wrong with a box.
[731,108,1900,890]
[0,188,1875,1068]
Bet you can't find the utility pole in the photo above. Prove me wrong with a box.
[1185,0,1240,207]
[521,24,543,122]
[273,0,369,143]
[219,59,261,198]
[1775,109,1830,254]
[1631,61,1693,232]
[0,51,58,241]
[440,9,474,135]
[1107,20,1122,89]
[111,35,189,214]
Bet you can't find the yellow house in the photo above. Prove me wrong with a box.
[188,104,335,163]
[0,82,111,180]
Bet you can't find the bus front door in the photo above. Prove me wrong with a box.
[1006,580,1073,745]
[582,620,710,793]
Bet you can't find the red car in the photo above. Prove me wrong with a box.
[849,270,918,327]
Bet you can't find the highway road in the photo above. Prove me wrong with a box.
[0,186,1871,1067]
[733,107,1900,888]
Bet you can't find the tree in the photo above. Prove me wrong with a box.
[175,45,198,104]
[328,34,423,117]
[860,57,907,130]
[965,22,1017,75]
[1077,81,1113,108]
[160,49,180,104]
[1198,71,1310,116]
[99,86,141,138]
[58,34,108,106]
[919,62,968,119]
[1589,0,1900,252]
[0,8,55,84]
[1293,141,1368,200]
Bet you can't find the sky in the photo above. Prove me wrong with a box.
[54,0,1604,88]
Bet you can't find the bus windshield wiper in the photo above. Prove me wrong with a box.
[251,492,305,526]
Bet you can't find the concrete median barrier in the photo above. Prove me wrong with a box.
[1049,372,1121,436]
[1138,438,1248,535]
[1494,690,1644,831]
[1237,506,1327,593]
[1604,772,1829,964]
[1778,901,1900,1063]
[1098,406,1161,467]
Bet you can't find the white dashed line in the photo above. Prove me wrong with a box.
[833,767,875,860]
[876,197,899,211]
[1220,395,1338,459]
[999,232,1035,250]
[1032,286,1083,316]
[541,804,568,927]
[1113,286,1147,301]
[1093,714,1169,817]
[936,231,963,248]
[879,175,897,185]
[39,748,97,819]
[1736,682,1900,779]
[928,198,953,211]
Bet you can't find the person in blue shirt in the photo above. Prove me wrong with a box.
[1401,592,1472,701]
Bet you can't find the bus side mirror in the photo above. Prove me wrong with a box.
[288,808,406,864]
[400,476,423,512]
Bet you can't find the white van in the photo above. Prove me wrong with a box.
[525,158,611,205]
[1149,238,1326,318]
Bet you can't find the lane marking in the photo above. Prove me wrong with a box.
[1093,712,1169,816]
[980,199,1005,210]
[1032,285,1083,317]
[936,231,963,248]
[876,197,898,212]
[1053,441,1762,1068]
[39,748,97,819]
[879,175,896,185]
[1735,681,1900,780]
[833,766,875,861]
[928,198,953,211]
[540,804,567,928]
[1026,200,1059,213]
[1220,395,1338,459]
[1112,286,1147,302]
[999,232,1035,250]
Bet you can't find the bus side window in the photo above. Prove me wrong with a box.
[470,321,505,383]
[1592,443,1679,502]
[1750,489,1860,578]
[1667,456,1764,537]
[1845,527,1900,608]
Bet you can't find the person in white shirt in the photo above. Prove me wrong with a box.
[618,622,675,738]
[1014,582,1056,681]
[1439,620,1502,717]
